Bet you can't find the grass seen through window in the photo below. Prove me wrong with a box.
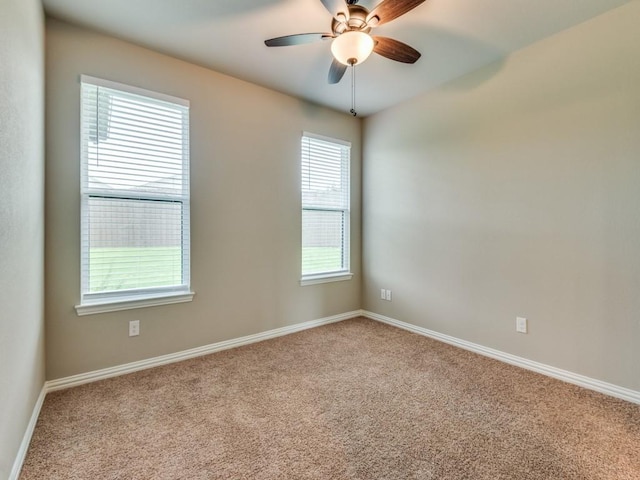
[89,247,182,292]
[89,246,342,292]
[301,246,342,275]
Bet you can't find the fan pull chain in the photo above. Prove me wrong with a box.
[350,63,357,117]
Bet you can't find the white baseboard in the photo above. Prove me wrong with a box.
[362,310,640,405]
[46,310,361,392]
[9,385,47,480]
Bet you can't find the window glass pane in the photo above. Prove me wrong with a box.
[302,209,345,274]
[85,88,186,196]
[87,197,184,292]
[301,137,348,209]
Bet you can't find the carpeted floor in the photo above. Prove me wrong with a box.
[20,317,640,479]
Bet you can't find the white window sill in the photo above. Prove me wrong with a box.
[75,291,195,316]
[300,272,353,286]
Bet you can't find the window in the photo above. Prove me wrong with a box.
[301,132,352,285]
[76,76,192,315]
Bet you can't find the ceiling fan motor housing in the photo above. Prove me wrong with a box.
[332,5,372,35]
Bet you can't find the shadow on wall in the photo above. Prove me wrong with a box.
[441,60,507,92]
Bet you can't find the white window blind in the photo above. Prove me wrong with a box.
[301,132,351,280]
[80,75,190,306]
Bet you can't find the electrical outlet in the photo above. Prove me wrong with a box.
[129,320,140,337]
[381,288,386,300]
[516,317,527,334]
[385,289,392,301]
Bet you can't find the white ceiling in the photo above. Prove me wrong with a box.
[42,0,631,116]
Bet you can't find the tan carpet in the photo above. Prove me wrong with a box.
[20,317,640,479]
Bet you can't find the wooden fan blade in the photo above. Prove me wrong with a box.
[328,59,347,84]
[367,0,427,26]
[265,33,333,47]
[320,0,349,20]
[373,36,421,63]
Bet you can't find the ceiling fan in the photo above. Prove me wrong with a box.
[265,0,425,84]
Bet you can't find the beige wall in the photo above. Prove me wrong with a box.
[45,19,362,380]
[0,0,45,476]
[363,3,640,391]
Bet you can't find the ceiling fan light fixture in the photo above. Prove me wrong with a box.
[330,31,374,66]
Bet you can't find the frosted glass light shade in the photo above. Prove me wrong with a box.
[330,31,374,66]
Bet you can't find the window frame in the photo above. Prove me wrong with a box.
[300,131,353,286]
[75,75,194,316]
